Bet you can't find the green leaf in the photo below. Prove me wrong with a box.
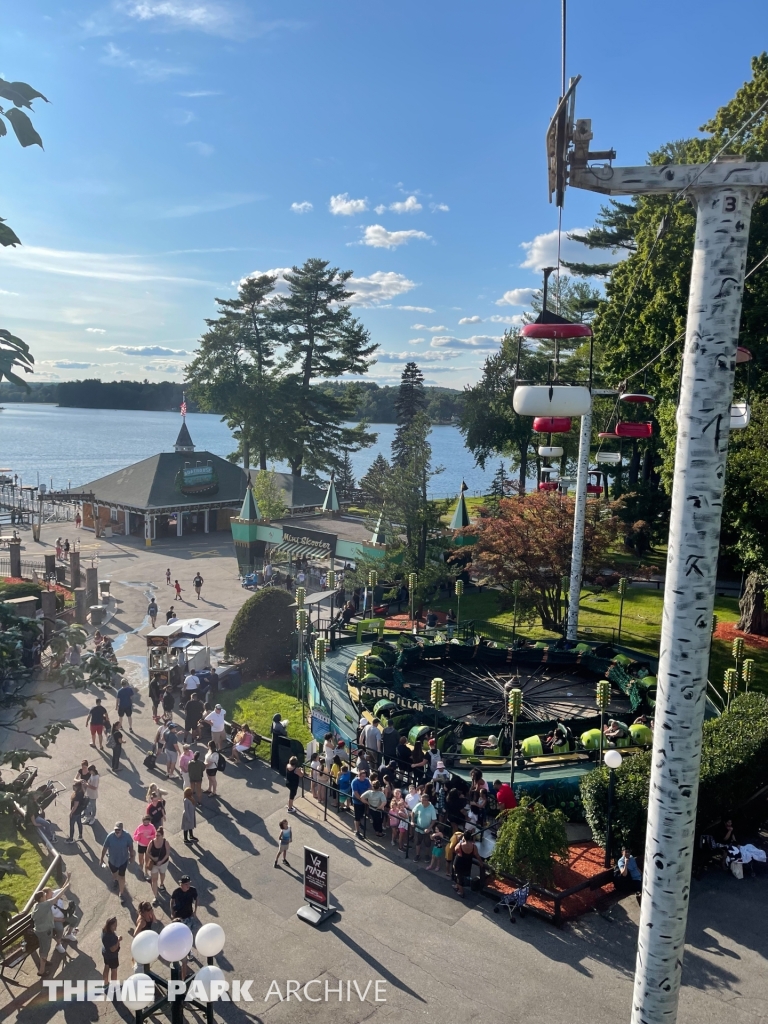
[0,221,20,247]
[6,80,48,105]
[0,119,6,137]
[3,108,42,148]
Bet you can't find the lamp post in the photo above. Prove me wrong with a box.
[430,676,444,737]
[455,578,463,632]
[603,747,623,868]
[296,608,308,704]
[507,687,522,786]
[560,575,569,639]
[130,921,227,1024]
[314,636,327,698]
[408,572,418,632]
[596,679,610,766]
[724,668,738,710]
[732,636,744,687]
[368,570,378,618]
[512,579,520,645]
[743,658,754,694]
[355,653,367,685]
[617,577,628,643]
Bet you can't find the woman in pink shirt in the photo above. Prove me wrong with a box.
[179,745,194,789]
[133,816,157,878]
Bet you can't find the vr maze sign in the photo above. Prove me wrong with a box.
[304,847,329,909]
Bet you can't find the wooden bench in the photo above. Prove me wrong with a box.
[0,912,36,980]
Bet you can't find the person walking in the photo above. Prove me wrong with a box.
[274,819,292,868]
[193,573,204,601]
[147,598,158,629]
[55,537,62,561]
[163,724,181,781]
[183,692,204,743]
[286,756,302,813]
[66,782,88,844]
[170,876,198,931]
[115,682,135,733]
[166,568,171,586]
[75,512,81,529]
[86,698,110,749]
[133,816,156,879]
[204,741,220,795]
[83,764,100,825]
[100,822,135,905]
[188,751,204,805]
[181,787,198,844]
[179,745,193,789]
[109,721,124,773]
[174,580,183,601]
[101,917,121,985]
[161,686,175,720]
[146,827,170,905]
[204,703,227,751]
[166,606,177,624]
[146,791,167,830]
[270,713,287,770]
[63,538,70,558]
[32,874,72,977]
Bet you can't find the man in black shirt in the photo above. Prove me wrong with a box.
[381,718,399,762]
[395,735,412,779]
[86,698,110,750]
[184,694,205,743]
[171,875,198,928]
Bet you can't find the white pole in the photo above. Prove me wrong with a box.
[631,185,758,1024]
[566,404,592,639]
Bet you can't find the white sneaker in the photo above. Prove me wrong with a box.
[56,944,66,954]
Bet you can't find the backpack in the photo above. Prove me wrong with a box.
[218,752,227,772]
[143,753,157,771]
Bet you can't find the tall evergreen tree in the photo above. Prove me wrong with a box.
[359,453,391,506]
[392,362,427,466]
[186,274,283,470]
[275,259,378,477]
[336,451,356,500]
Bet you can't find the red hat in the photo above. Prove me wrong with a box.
[428,738,436,746]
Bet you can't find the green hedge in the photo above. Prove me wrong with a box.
[224,588,295,678]
[0,582,65,612]
[580,693,768,851]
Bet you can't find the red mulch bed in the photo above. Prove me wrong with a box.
[714,622,768,652]
[382,611,449,631]
[485,841,615,921]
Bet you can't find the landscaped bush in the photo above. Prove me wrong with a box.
[224,588,295,678]
[0,581,67,613]
[580,693,768,852]
[489,797,568,886]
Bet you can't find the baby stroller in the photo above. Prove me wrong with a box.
[493,883,530,923]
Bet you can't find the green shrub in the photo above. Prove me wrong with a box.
[223,588,295,678]
[580,693,768,851]
[0,582,65,612]
[489,797,568,886]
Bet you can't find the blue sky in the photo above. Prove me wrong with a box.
[1,1,767,389]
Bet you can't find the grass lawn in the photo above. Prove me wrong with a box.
[218,676,312,761]
[0,815,55,912]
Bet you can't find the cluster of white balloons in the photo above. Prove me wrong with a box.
[124,922,226,1011]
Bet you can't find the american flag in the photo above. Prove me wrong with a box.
[180,396,187,417]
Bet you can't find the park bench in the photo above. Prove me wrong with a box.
[0,912,36,980]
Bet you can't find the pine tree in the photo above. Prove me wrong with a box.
[275,259,378,477]
[337,451,356,500]
[564,200,638,277]
[392,362,427,466]
[359,453,390,506]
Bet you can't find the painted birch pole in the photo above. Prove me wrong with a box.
[566,405,592,639]
[631,185,759,1024]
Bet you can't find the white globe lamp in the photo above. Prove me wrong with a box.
[195,923,226,959]
[121,973,156,1012]
[131,929,160,967]
[604,748,623,770]
[158,921,194,963]
[192,964,226,1002]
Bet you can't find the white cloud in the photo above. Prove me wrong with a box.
[117,1,295,39]
[488,313,525,325]
[329,193,368,216]
[101,42,188,81]
[177,90,222,97]
[389,196,422,214]
[376,350,457,364]
[102,345,188,356]
[170,109,196,125]
[408,338,425,344]
[410,324,446,332]
[431,335,502,349]
[398,305,435,313]
[0,245,213,286]
[161,193,258,218]
[187,140,214,156]
[459,316,483,325]
[291,201,313,214]
[518,227,621,274]
[238,267,292,296]
[0,289,19,296]
[360,225,430,250]
[47,361,96,369]
[349,271,416,306]
[430,202,450,212]
[86,327,107,334]
[495,287,536,307]
[374,204,386,215]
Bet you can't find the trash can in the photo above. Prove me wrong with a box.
[89,604,106,626]
[55,566,66,583]
[99,580,111,602]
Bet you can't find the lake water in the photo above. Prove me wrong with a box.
[0,404,495,498]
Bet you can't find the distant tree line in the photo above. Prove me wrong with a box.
[56,380,198,411]
[323,381,464,424]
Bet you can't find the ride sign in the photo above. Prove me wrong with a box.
[303,847,329,909]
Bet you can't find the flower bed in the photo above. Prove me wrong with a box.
[483,841,615,925]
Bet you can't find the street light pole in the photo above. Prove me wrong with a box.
[566,405,591,640]
[603,748,622,868]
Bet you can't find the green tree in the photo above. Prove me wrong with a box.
[252,468,287,521]
[392,361,427,466]
[274,259,378,477]
[489,797,569,886]
[224,588,295,676]
[564,200,638,277]
[336,451,356,500]
[186,274,283,471]
[0,75,48,387]
[359,453,390,506]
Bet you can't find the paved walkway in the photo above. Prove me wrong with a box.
[0,522,765,1023]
